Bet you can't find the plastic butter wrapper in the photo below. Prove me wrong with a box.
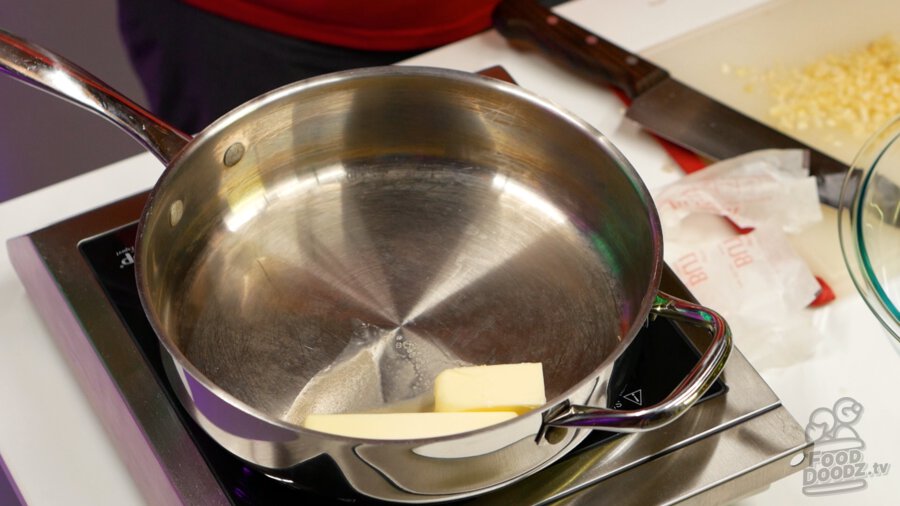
[654,149,822,234]
[654,149,824,370]
[667,226,821,324]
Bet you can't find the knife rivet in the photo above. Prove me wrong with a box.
[546,15,559,26]
[585,35,598,45]
[625,55,639,66]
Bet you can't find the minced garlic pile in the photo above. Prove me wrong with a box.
[732,36,900,139]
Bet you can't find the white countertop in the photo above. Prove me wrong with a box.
[1,1,897,504]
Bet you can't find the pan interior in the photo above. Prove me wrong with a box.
[139,69,659,425]
[175,159,624,422]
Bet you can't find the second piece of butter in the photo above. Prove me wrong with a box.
[434,362,545,415]
[303,411,518,439]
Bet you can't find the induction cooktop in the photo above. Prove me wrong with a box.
[8,192,811,505]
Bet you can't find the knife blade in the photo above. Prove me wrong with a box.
[492,0,853,209]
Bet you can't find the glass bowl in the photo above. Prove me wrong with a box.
[839,115,900,347]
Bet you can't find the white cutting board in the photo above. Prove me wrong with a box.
[642,0,900,298]
[645,0,900,165]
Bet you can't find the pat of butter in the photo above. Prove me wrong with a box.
[434,363,545,415]
[302,411,518,439]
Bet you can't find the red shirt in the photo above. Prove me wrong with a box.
[184,0,501,51]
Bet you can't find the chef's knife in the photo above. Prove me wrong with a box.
[492,0,853,209]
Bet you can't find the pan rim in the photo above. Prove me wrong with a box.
[133,65,664,441]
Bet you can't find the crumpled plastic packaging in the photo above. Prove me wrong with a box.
[653,149,824,370]
[655,149,822,234]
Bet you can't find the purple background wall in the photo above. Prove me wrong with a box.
[0,1,147,203]
[0,453,25,506]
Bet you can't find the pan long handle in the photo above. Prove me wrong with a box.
[543,292,732,433]
[0,29,191,164]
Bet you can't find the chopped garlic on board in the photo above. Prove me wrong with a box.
[737,36,900,138]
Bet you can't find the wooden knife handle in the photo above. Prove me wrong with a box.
[492,0,668,98]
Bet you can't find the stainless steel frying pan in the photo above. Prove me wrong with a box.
[0,30,730,503]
